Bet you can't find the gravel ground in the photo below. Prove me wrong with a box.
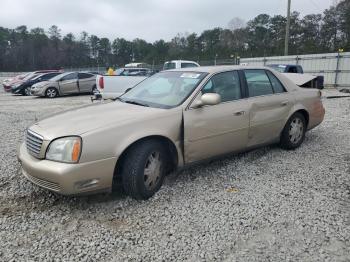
[0,87,349,261]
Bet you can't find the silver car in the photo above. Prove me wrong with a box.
[31,72,97,98]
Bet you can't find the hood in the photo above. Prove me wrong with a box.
[29,101,165,140]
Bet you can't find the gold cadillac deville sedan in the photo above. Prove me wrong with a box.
[18,66,325,199]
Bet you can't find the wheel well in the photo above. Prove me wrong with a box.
[295,109,309,127]
[112,136,178,191]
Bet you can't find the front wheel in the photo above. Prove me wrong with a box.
[23,87,31,96]
[121,140,167,200]
[280,112,306,150]
[45,87,58,98]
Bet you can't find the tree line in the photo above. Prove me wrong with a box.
[0,0,349,72]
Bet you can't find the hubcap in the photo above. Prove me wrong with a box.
[47,89,56,98]
[289,117,304,144]
[144,151,162,190]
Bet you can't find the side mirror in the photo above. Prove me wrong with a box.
[192,93,221,109]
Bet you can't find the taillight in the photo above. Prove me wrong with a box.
[99,77,104,89]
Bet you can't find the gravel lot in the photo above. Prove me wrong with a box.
[0,86,349,261]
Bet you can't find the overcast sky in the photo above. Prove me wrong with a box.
[0,0,334,42]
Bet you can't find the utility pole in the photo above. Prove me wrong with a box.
[284,0,291,56]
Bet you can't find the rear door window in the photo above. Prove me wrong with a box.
[266,71,286,93]
[244,70,274,97]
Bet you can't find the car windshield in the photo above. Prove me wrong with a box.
[119,71,207,109]
[267,65,286,73]
[163,62,176,70]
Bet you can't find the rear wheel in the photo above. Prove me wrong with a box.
[121,140,167,200]
[45,87,58,98]
[92,85,98,94]
[280,112,306,150]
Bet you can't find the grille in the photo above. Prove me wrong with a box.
[25,171,61,192]
[26,129,43,158]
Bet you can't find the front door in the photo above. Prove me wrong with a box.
[184,71,250,163]
[58,73,78,94]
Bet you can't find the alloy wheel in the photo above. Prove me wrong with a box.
[47,89,57,98]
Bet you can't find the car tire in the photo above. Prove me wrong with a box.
[92,85,98,94]
[121,140,167,200]
[22,87,31,96]
[45,87,58,98]
[280,112,306,150]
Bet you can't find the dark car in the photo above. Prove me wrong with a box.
[11,72,61,96]
[267,64,324,89]
[267,64,304,73]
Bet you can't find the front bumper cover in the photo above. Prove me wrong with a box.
[18,143,117,195]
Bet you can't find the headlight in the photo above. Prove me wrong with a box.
[46,137,82,163]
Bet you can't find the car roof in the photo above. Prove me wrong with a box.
[166,65,271,74]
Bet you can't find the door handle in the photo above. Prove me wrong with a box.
[281,101,289,106]
[233,111,245,116]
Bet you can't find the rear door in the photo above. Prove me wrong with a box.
[58,73,78,94]
[243,69,292,147]
[78,73,95,93]
[184,70,250,163]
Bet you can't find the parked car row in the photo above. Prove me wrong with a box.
[2,70,61,93]
[2,70,98,98]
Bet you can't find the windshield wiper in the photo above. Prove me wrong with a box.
[123,99,149,107]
